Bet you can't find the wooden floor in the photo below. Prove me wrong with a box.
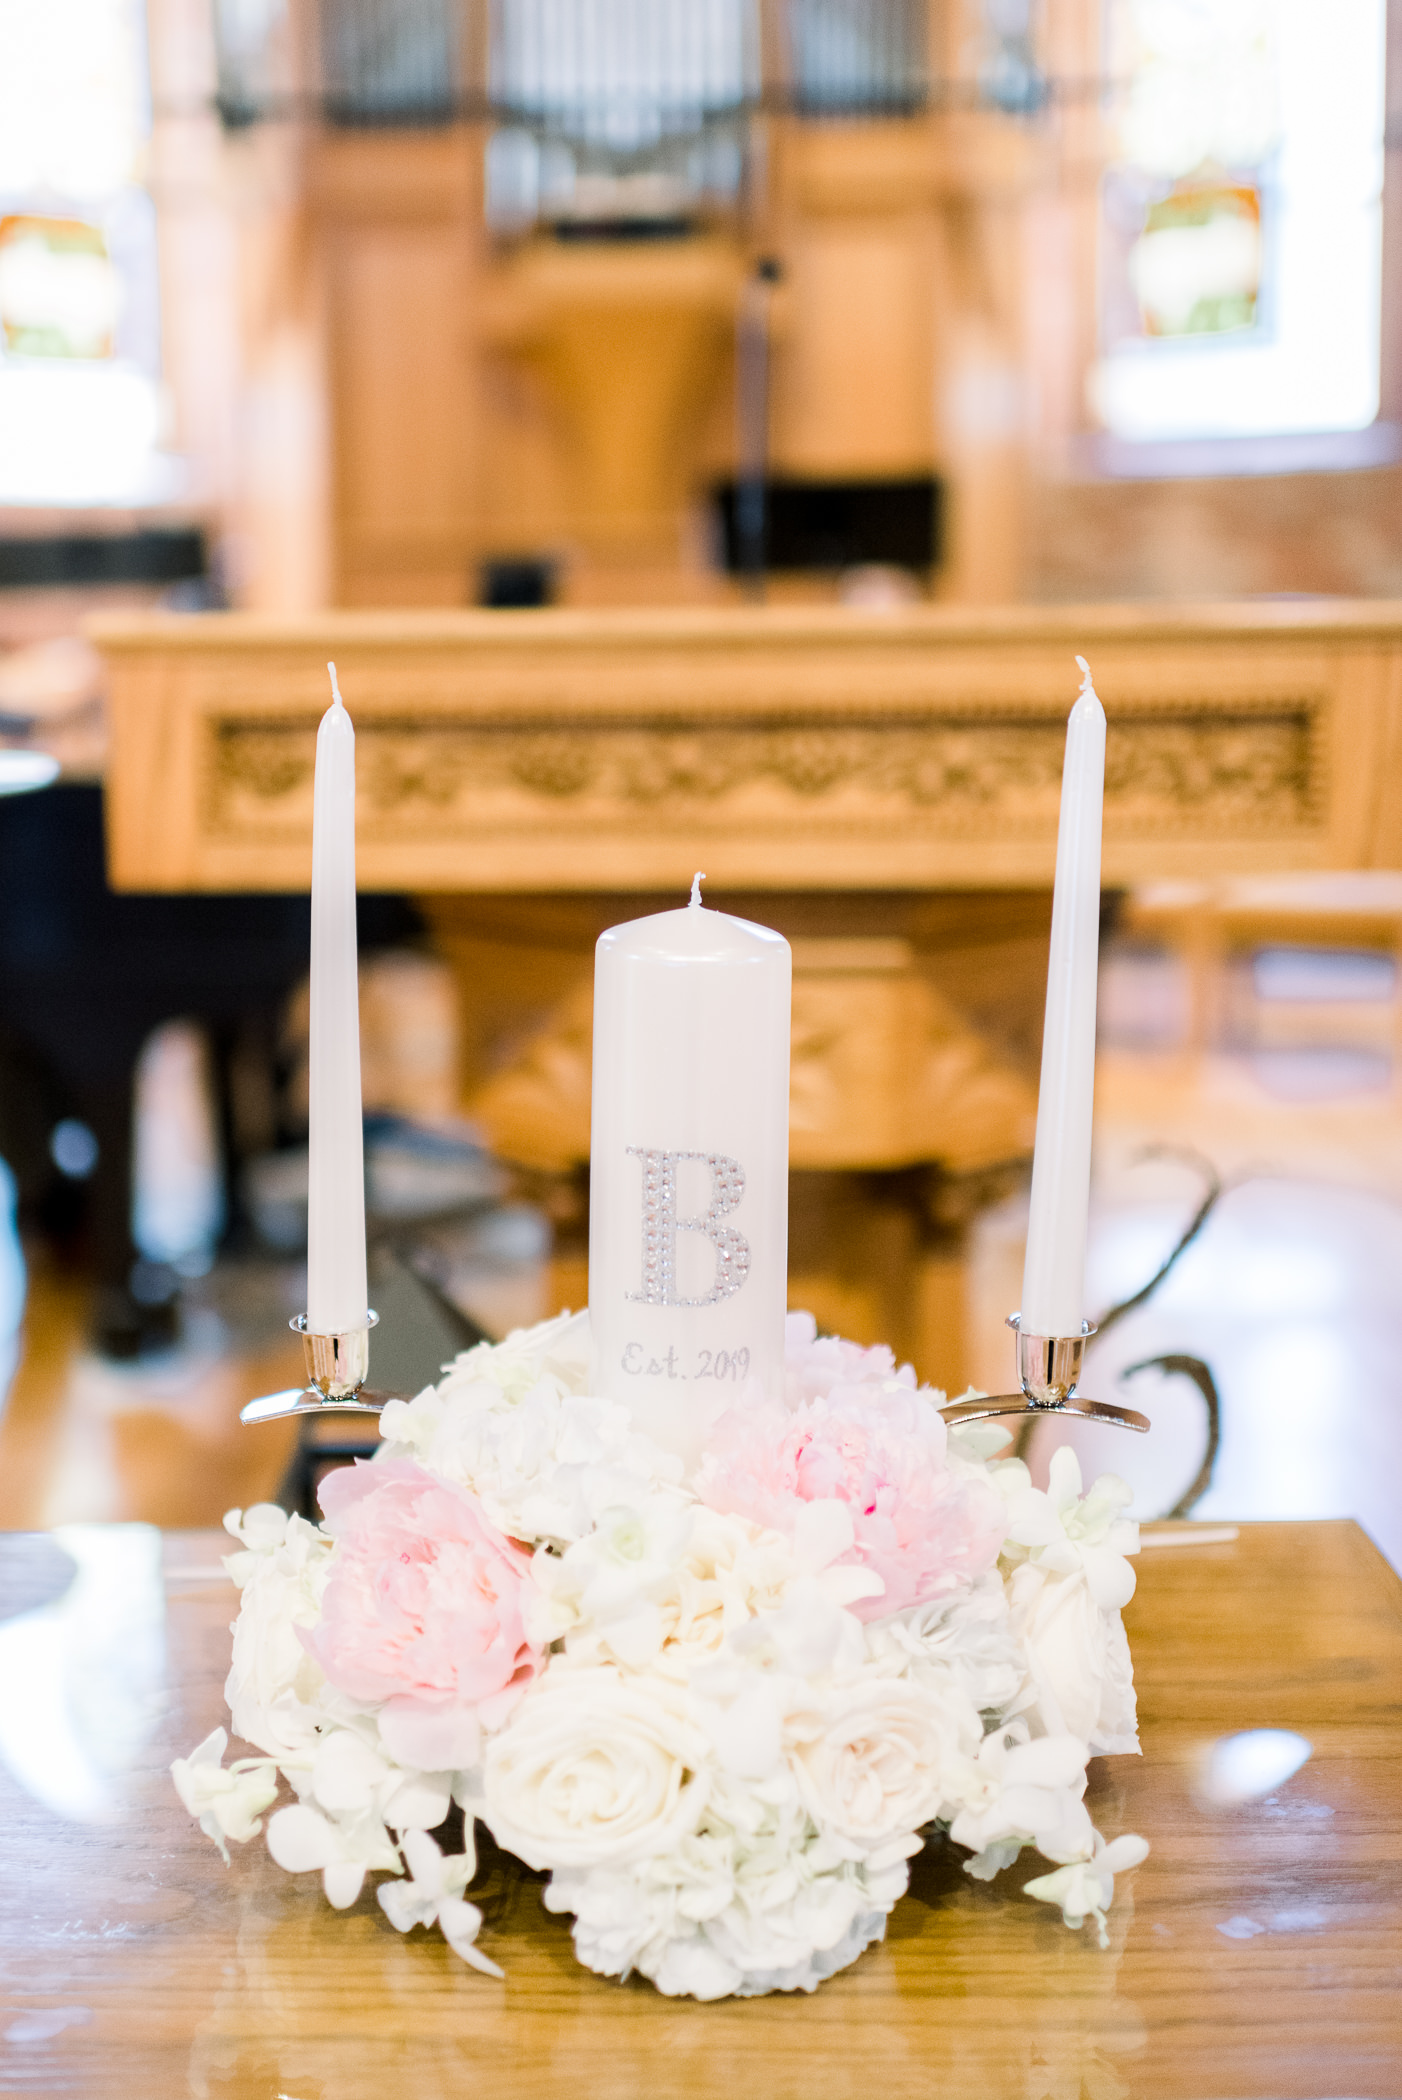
[0,1263,305,1532]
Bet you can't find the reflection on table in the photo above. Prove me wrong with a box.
[0,1517,1397,2097]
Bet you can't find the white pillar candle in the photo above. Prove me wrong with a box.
[1020,657,1107,1338]
[306,664,368,1336]
[589,878,791,1468]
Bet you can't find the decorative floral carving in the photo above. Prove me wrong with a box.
[210,701,1319,837]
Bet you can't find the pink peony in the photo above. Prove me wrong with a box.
[784,1309,912,1407]
[305,1459,542,1769]
[696,1357,1007,1622]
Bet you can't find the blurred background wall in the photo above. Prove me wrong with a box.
[5,0,1399,626]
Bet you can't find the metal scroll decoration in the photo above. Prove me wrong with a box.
[1005,1145,1226,1518]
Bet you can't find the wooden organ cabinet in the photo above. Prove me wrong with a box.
[165,0,1049,614]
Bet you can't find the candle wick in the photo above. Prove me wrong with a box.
[1075,654,1093,695]
[327,661,345,712]
[690,872,706,908]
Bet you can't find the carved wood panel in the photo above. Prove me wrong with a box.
[93,604,1401,890]
[207,700,1320,843]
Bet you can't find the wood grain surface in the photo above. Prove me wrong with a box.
[0,1518,1398,2098]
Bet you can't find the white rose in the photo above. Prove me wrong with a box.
[484,1666,709,1871]
[1008,1560,1140,1755]
[790,1680,952,1854]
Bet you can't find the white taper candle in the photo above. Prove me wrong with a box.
[588,877,791,1469]
[306,663,368,1335]
[1020,657,1107,1337]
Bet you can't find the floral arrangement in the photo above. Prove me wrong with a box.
[173,1310,1148,1999]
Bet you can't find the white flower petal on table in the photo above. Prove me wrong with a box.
[170,1728,280,1862]
[1022,1826,1149,1946]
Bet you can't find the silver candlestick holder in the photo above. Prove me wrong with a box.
[240,1311,390,1426]
[938,1315,1150,1433]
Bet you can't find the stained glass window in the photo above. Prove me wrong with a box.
[1093,0,1387,445]
[0,0,172,506]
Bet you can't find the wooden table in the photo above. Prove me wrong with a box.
[1,1519,1398,2097]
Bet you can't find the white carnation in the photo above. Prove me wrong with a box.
[543,1503,802,1676]
[530,1493,696,1665]
[662,1507,799,1666]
